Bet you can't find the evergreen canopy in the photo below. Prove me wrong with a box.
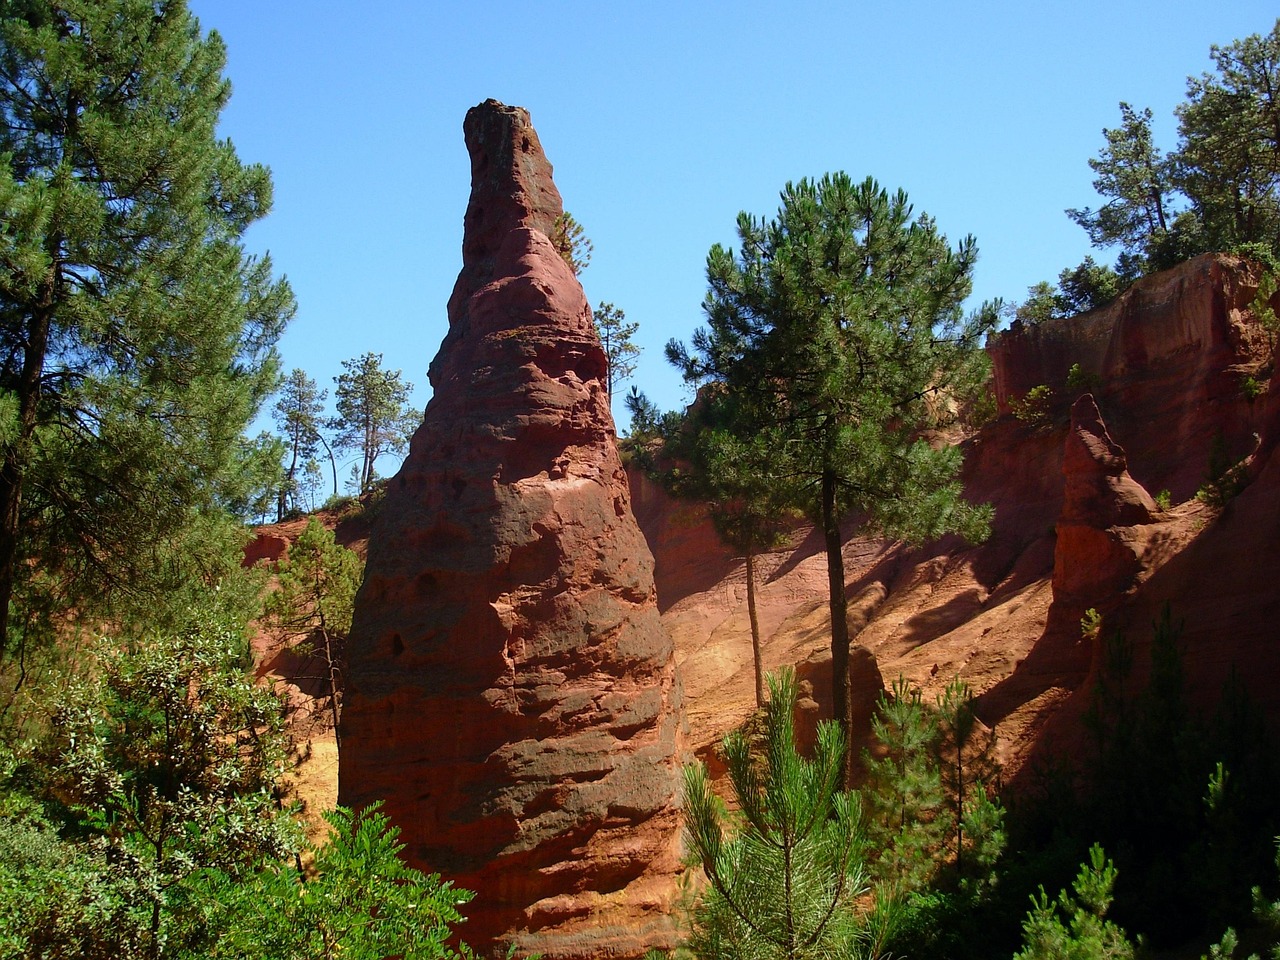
[0,0,294,654]
[668,172,996,776]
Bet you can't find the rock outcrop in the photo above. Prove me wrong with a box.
[1034,395,1158,675]
[338,100,683,960]
[989,253,1273,501]
[242,531,288,567]
[256,242,1278,918]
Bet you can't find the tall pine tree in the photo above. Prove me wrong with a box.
[592,301,640,402]
[0,1,294,656]
[272,368,328,517]
[669,173,995,781]
[331,352,416,493]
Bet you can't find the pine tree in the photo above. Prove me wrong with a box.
[264,518,362,752]
[0,0,294,657]
[683,668,891,960]
[935,678,1001,875]
[331,353,416,493]
[1069,20,1280,271]
[1176,21,1280,259]
[1014,846,1135,960]
[550,211,593,275]
[863,676,948,893]
[213,804,475,960]
[1066,103,1173,268]
[662,390,795,708]
[670,173,996,781]
[593,301,641,402]
[272,369,329,519]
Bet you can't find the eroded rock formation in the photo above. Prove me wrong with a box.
[1036,395,1158,675]
[338,100,683,960]
[989,253,1273,501]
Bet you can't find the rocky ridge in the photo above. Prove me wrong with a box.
[645,253,1280,781]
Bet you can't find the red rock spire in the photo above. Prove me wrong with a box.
[339,101,684,960]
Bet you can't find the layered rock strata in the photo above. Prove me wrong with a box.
[338,100,683,960]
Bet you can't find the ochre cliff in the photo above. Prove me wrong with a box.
[635,253,1280,782]
[337,100,683,960]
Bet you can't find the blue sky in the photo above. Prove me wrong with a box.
[191,1,1275,471]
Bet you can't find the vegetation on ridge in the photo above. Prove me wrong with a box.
[1014,18,1280,321]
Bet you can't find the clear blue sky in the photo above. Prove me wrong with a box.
[191,1,1275,471]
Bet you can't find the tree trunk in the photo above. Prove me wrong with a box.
[317,433,339,499]
[0,275,55,659]
[279,442,299,522]
[821,469,852,785]
[320,625,342,755]
[746,546,764,708]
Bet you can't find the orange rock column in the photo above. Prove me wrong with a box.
[339,100,684,960]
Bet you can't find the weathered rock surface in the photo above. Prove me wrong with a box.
[990,253,1273,501]
[338,100,683,960]
[794,641,885,768]
[259,240,1277,949]
[1030,395,1160,675]
[242,532,288,567]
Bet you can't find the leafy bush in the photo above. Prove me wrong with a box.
[1056,258,1125,315]
[199,804,475,960]
[322,493,357,514]
[1011,386,1055,427]
[0,613,480,960]
[1080,608,1103,639]
[1066,364,1101,394]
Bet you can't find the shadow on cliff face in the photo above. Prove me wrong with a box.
[641,253,1279,792]
[625,466,737,612]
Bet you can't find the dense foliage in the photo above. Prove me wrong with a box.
[1025,18,1280,318]
[0,0,294,659]
[0,610,475,960]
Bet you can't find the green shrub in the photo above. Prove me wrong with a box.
[1011,385,1055,427]
[1080,608,1103,639]
[1154,489,1172,511]
[1013,845,1136,960]
[683,669,891,960]
[1066,364,1101,394]
[323,493,357,513]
